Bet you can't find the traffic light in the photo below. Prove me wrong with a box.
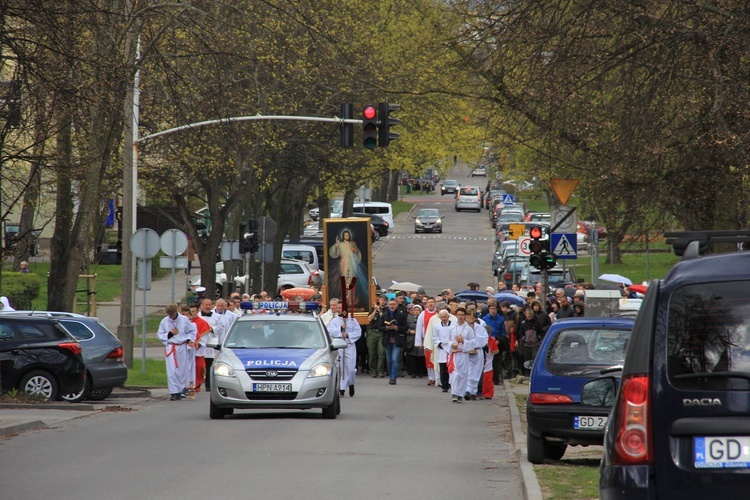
[241,219,260,254]
[340,103,353,147]
[362,105,378,149]
[378,102,400,147]
[529,226,545,270]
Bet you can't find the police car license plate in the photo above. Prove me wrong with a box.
[694,437,750,468]
[253,383,292,393]
[574,415,607,430]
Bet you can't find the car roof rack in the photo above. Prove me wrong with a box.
[664,230,750,260]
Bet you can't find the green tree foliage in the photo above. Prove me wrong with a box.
[444,0,750,261]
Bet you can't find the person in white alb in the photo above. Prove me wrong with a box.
[415,297,439,385]
[448,307,477,403]
[319,298,340,327]
[433,309,456,393]
[466,303,488,400]
[327,312,362,397]
[157,304,196,400]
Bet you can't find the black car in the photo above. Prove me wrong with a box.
[0,315,86,401]
[6,312,130,402]
[353,212,389,237]
[600,231,750,499]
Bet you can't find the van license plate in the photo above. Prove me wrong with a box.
[694,437,750,468]
[574,416,607,430]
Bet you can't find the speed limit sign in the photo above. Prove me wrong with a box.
[519,237,531,255]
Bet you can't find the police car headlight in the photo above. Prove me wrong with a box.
[213,362,236,378]
[308,363,332,378]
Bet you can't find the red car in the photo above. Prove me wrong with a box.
[577,221,607,240]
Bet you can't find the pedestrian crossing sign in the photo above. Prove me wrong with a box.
[502,193,515,205]
[550,233,577,259]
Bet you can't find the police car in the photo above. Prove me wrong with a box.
[206,301,347,419]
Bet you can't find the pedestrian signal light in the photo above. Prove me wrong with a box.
[362,105,378,150]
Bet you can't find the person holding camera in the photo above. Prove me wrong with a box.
[378,298,408,385]
[366,294,387,378]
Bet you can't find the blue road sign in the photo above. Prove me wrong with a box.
[551,233,577,259]
[502,193,515,205]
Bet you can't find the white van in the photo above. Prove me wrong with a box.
[281,244,321,271]
[352,202,396,229]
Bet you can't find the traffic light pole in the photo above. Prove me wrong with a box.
[139,115,363,143]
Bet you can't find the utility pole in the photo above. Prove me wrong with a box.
[118,3,139,367]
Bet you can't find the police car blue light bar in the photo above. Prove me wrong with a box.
[240,301,321,312]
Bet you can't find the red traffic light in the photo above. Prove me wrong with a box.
[363,106,377,120]
[530,226,543,239]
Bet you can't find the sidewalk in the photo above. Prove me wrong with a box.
[0,387,171,438]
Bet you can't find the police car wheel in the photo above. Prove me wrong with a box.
[322,392,339,420]
[209,399,227,420]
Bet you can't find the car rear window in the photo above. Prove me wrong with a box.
[460,187,479,196]
[546,328,632,376]
[667,281,750,390]
[60,320,95,341]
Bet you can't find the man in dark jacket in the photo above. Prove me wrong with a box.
[379,298,409,385]
[482,301,507,384]
[518,306,543,376]
[556,296,575,319]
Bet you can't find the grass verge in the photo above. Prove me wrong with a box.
[125,358,167,387]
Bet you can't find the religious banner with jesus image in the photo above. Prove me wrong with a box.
[323,217,372,320]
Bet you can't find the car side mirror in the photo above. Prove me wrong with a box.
[581,377,618,407]
[206,339,220,350]
[331,338,348,351]
[412,215,416,219]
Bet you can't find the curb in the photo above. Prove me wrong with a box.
[0,420,47,437]
[505,380,543,500]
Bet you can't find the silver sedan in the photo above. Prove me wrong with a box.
[414,208,444,233]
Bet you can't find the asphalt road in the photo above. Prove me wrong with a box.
[0,377,521,499]
[375,172,495,295]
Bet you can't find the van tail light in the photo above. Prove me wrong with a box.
[308,275,313,286]
[529,393,574,404]
[613,374,653,465]
[59,342,82,356]
[105,346,124,361]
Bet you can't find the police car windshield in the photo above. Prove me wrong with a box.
[225,321,327,349]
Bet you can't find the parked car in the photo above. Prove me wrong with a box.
[308,207,319,221]
[600,232,750,499]
[188,261,228,298]
[57,316,128,402]
[484,189,506,209]
[234,258,322,295]
[413,208,444,234]
[206,303,348,419]
[455,186,482,212]
[440,179,460,196]
[521,265,575,292]
[526,316,635,464]
[0,315,86,401]
[353,212,390,237]
[500,260,529,288]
